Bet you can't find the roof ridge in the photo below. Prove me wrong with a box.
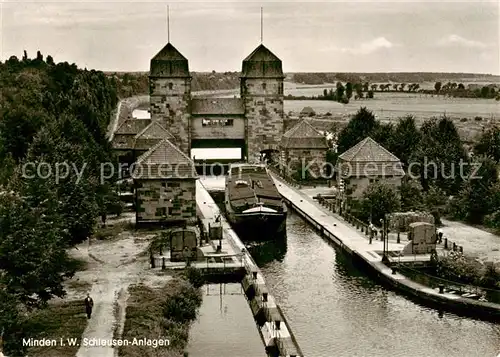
[135,138,164,164]
[134,121,170,139]
[136,139,193,165]
[367,137,400,161]
[350,136,370,160]
[302,119,323,137]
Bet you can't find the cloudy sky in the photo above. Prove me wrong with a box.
[1,0,499,74]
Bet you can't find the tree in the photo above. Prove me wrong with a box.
[414,116,467,194]
[0,191,75,308]
[400,179,424,211]
[458,83,465,90]
[391,115,422,169]
[399,83,406,92]
[362,82,369,92]
[336,82,345,100]
[434,81,442,93]
[371,84,378,91]
[337,107,378,154]
[346,82,353,99]
[474,126,500,162]
[367,90,374,98]
[392,83,399,91]
[359,183,401,222]
[451,155,498,223]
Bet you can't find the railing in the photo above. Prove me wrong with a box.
[396,263,500,304]
[151,253,244,271]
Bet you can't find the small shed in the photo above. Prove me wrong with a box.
[170,227,199,262]
[402,222,437,255]
[300,106,316,117]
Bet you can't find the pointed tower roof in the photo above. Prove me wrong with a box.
[135,139,197,179]
[280,119,328,149]
[241,44,284,78]
[338,137,400,162]
[150,43,190,77]
[337,137,405,177]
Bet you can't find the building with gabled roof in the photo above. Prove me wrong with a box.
[134,139,198,226]
[279,119,329,179]
[134,121,176,155]
[112,118,152,150]
[336,137,404,210]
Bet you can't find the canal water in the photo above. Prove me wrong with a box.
[186,283,265,357]
[249,211,500,357]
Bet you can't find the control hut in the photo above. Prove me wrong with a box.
[170,227,202,262]
[134,139,198,227]
[402,222,437,255]
[279,119,329,179]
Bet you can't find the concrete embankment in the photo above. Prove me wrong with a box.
[271,173,500,322]
[196,180,304,357]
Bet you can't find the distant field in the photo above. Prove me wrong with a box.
[175,82,500,121]
[284,93,499,120]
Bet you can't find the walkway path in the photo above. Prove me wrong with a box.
[73,217,153,357]
[440,218,500,264]
[271,173,500,318]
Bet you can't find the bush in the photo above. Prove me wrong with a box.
[184,267,204,288]
[162,283,202,322]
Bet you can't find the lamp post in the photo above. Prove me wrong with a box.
[380,216,389,263]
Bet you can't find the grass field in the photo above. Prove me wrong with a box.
[26,301,88,357]
[284,92,499,120]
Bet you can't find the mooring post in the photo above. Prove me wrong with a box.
[162,257,166,270]
[397,229,400,244]
[459,246,463,253]
[453,242,456,251]
[150,251,155,268]
[444,238,448,249]
[439,284,444,294]
[369,231,373,244]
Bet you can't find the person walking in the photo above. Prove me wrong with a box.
[84,293,94,319]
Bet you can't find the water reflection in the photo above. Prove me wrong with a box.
[257,211,500,357]
[245,235,287,267]
[187,283,265,357]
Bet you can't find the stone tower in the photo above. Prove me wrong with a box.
[240,44,285,162]
[149,43,192,155]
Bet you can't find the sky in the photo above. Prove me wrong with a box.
[1,0,499,74]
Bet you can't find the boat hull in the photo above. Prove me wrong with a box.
[225,207,287,241]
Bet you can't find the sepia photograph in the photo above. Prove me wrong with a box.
[0,1,499,356]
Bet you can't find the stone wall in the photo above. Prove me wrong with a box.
[149,78,191,155]
[387,211,435,232]
[242,79,284,161]
[135,179,196,223]
[342,176,402,199]
[280,148,327,179]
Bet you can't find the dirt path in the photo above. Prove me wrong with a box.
[440,218,500,264]
[69,222,156,357]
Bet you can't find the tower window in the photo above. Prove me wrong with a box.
[262,83,267,90]
[168,82,173,90]
[278,83,284,95]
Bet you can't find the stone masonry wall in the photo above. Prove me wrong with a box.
[150,78,191,155]
[243,79,284,161]
[281,148,327,179]
[136,179,196,222]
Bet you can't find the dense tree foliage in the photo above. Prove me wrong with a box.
[338,107,500,226]
[359,183,401,223]
[337,107,378,153]
[0,52,119,355]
